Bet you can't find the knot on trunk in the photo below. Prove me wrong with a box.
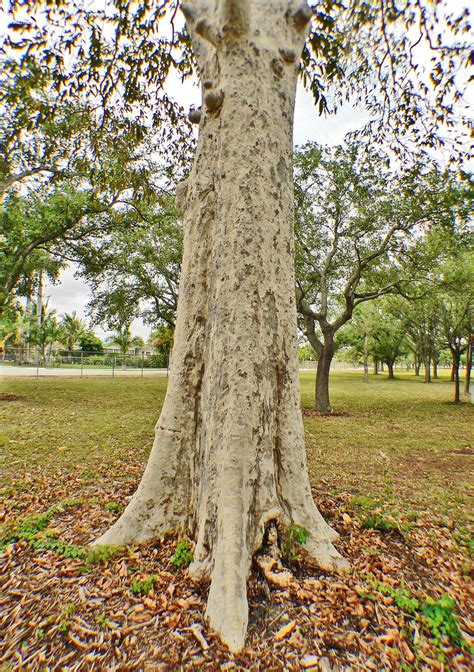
[221,0,250,39]
[271,57,284,78]
[195,18,220,46]
[188,107,202,124]
[204,89,225,114]
[288,3,313,32]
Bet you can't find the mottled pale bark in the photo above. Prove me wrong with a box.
[94,0,347,653]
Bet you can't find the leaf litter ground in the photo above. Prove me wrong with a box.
[1,373,472,670]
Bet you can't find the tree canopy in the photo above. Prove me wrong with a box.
[2,1,471,164]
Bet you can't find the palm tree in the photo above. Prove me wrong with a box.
[59,311,86,352]
[107,324,144,368]
[25,305,60,361]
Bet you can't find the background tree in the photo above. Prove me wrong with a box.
[398,297,441,383]
[295,142,468,411]
[107,326,144,367]
[338,304,378,383]
[78,332,104,355]
[58,312,86,352]
[5,0,471,652]
[438,255,473,403]
[83,198,182,330]
[371,305,408,380]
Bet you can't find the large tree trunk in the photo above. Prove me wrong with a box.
[94,0,347,653]
[374,357,379,375]
[315,334,334,413]
[432,352,439,380]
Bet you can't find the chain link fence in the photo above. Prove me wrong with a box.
[0,348,169,378]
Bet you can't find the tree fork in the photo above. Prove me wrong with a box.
[94,0,348,652]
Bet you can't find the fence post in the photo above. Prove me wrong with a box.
[81,351,84,378]
[112,353,115,379]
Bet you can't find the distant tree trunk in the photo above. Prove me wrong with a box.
[315,332,335,413]
[374,358,379,375]
[381,361,385,372]
[464,333,472,396]
[93,0,347,653]
[449,347,461,403]
[363,333,369,383]
[423,355,431,383]
[432,352,439,380]
[386,360,395,379]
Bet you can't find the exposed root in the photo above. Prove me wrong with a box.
[205,547,250,653]
[255,555,293,588]
[304,536,350,574]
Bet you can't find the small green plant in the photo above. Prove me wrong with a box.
[95,612,109,629]
[370,579,465,649]
[281,524,309,563]
[130,575,158,595]
[58,619,71,633]
[422,595,463,647]
[171,539,194,568]
[104,501,122,513]
[35,629,45,640]
[83,545,119,570]
[361,511,402,533]
[58,499,82,509]
[374,580,420,614]
[453,526,474,554]
[349,495,412,535]
[63,603,75,617]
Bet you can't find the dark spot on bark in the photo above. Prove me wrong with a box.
[271,57,284,78]
[251,42,260,56]
[279,47,297,63]
[278,158,287,182]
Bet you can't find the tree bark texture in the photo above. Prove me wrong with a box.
[451,349,461,403]
[315,334,334,412]
[387,361,395,379]
[423,356,431,383]
[94,0,347,652]
[414,354,420,376]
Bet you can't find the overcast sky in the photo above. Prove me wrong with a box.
[46,82,370,339]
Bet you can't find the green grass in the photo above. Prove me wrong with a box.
[300,369,473,522]
[0,369,472,522]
